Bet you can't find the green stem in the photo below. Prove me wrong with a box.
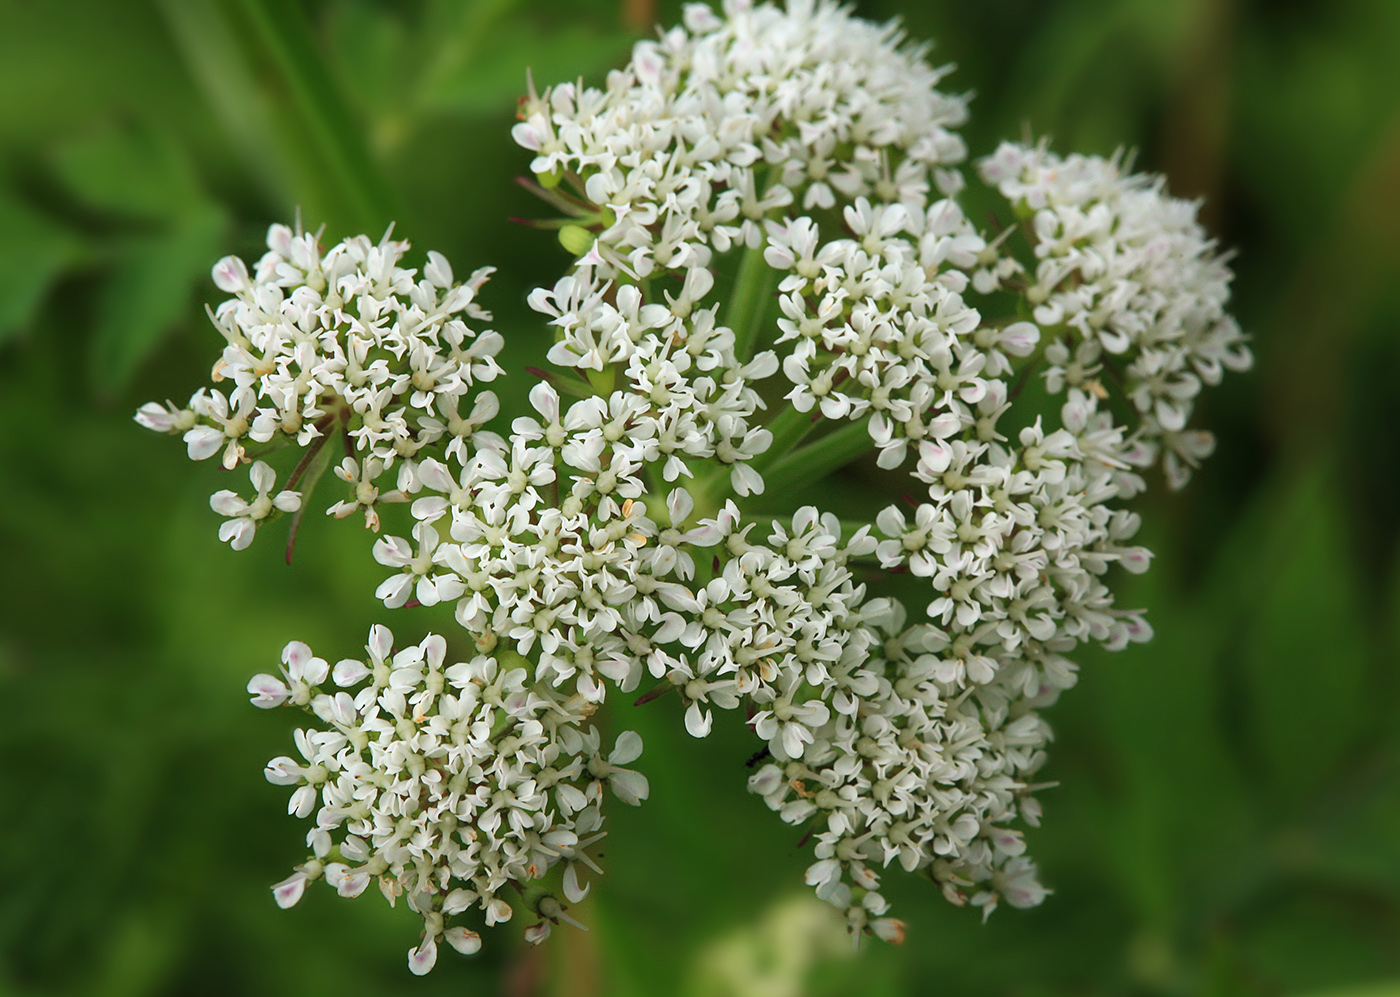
[284,432,335,565]
[753,416,875,506]
[725,244,779,364]
[690,404,819,519]
[752,403,820,475]
[238,0,394,233]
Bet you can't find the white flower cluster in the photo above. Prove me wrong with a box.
[765,197,1029,470]
[139,0,1251,974]
[249,627,648,974]
[513,0,969,279]
[525,270,777,497]
[979,142,1253,487]
[136,224,503,542]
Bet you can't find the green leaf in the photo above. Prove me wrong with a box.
[89,205,227,394]
[1234,468,1370,804]
[50,120,203,222]
[419,23,633,116]
[0,192,82,347]
[1292,985,1400,997]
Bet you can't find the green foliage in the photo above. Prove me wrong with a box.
[1,0,1397,993]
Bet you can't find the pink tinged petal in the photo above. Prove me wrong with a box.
[337,869,371,898]
[408,936,438,976]
[211,255,250,293]
[135,402,183,433]
[528,381,560,423]
[523,923,551,945]
[576,672,603,702]
[444,928,482,956]
[1119,546,1153,574]
[282,641,313,673]
[332,658,370,687]
[187,425,225,462]
[609,731,644,766]
[1124,614,1153,643]
[928,412,963,438]
[272,873,307,909]
[247,674,290,708]
[1000,322,1040,356]
[666,487,694,525]
[373,536,414,567]
[510,120,543,152]
[609,770,649,806]
[415,458,453,493]
[918,440,952,474]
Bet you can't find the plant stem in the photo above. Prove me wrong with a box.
[725,244,778,364]
[753,416,874,504]
[284,433,335,565]
[752,402,820,475]
[238,0,395,233]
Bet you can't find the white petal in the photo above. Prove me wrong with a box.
[211,255,250,293]
[247,674,289,708]
[272,873,306,909]
[332,658,370,687]
[609,730,644,766]
[408,936,438,975]
[609,769,649,806]
[684,702,713,738]
[218,518,255,550]
[444,927,482,956]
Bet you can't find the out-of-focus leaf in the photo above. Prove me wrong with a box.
[89,205,227,394]
[326,0,412,119]
[0,193,82,346]
[157,0,295,209]
[1083,558,1251,932]
[1240,895,1396,995]
[239,0,396,235]
[1293,983,1400,997]
[50,121,204,222]
[419,24,633,116]
[1234,469,1369,805]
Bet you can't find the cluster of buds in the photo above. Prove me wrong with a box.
[138,0,1249,973]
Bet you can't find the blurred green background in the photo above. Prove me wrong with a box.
[1,0,1397,994]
